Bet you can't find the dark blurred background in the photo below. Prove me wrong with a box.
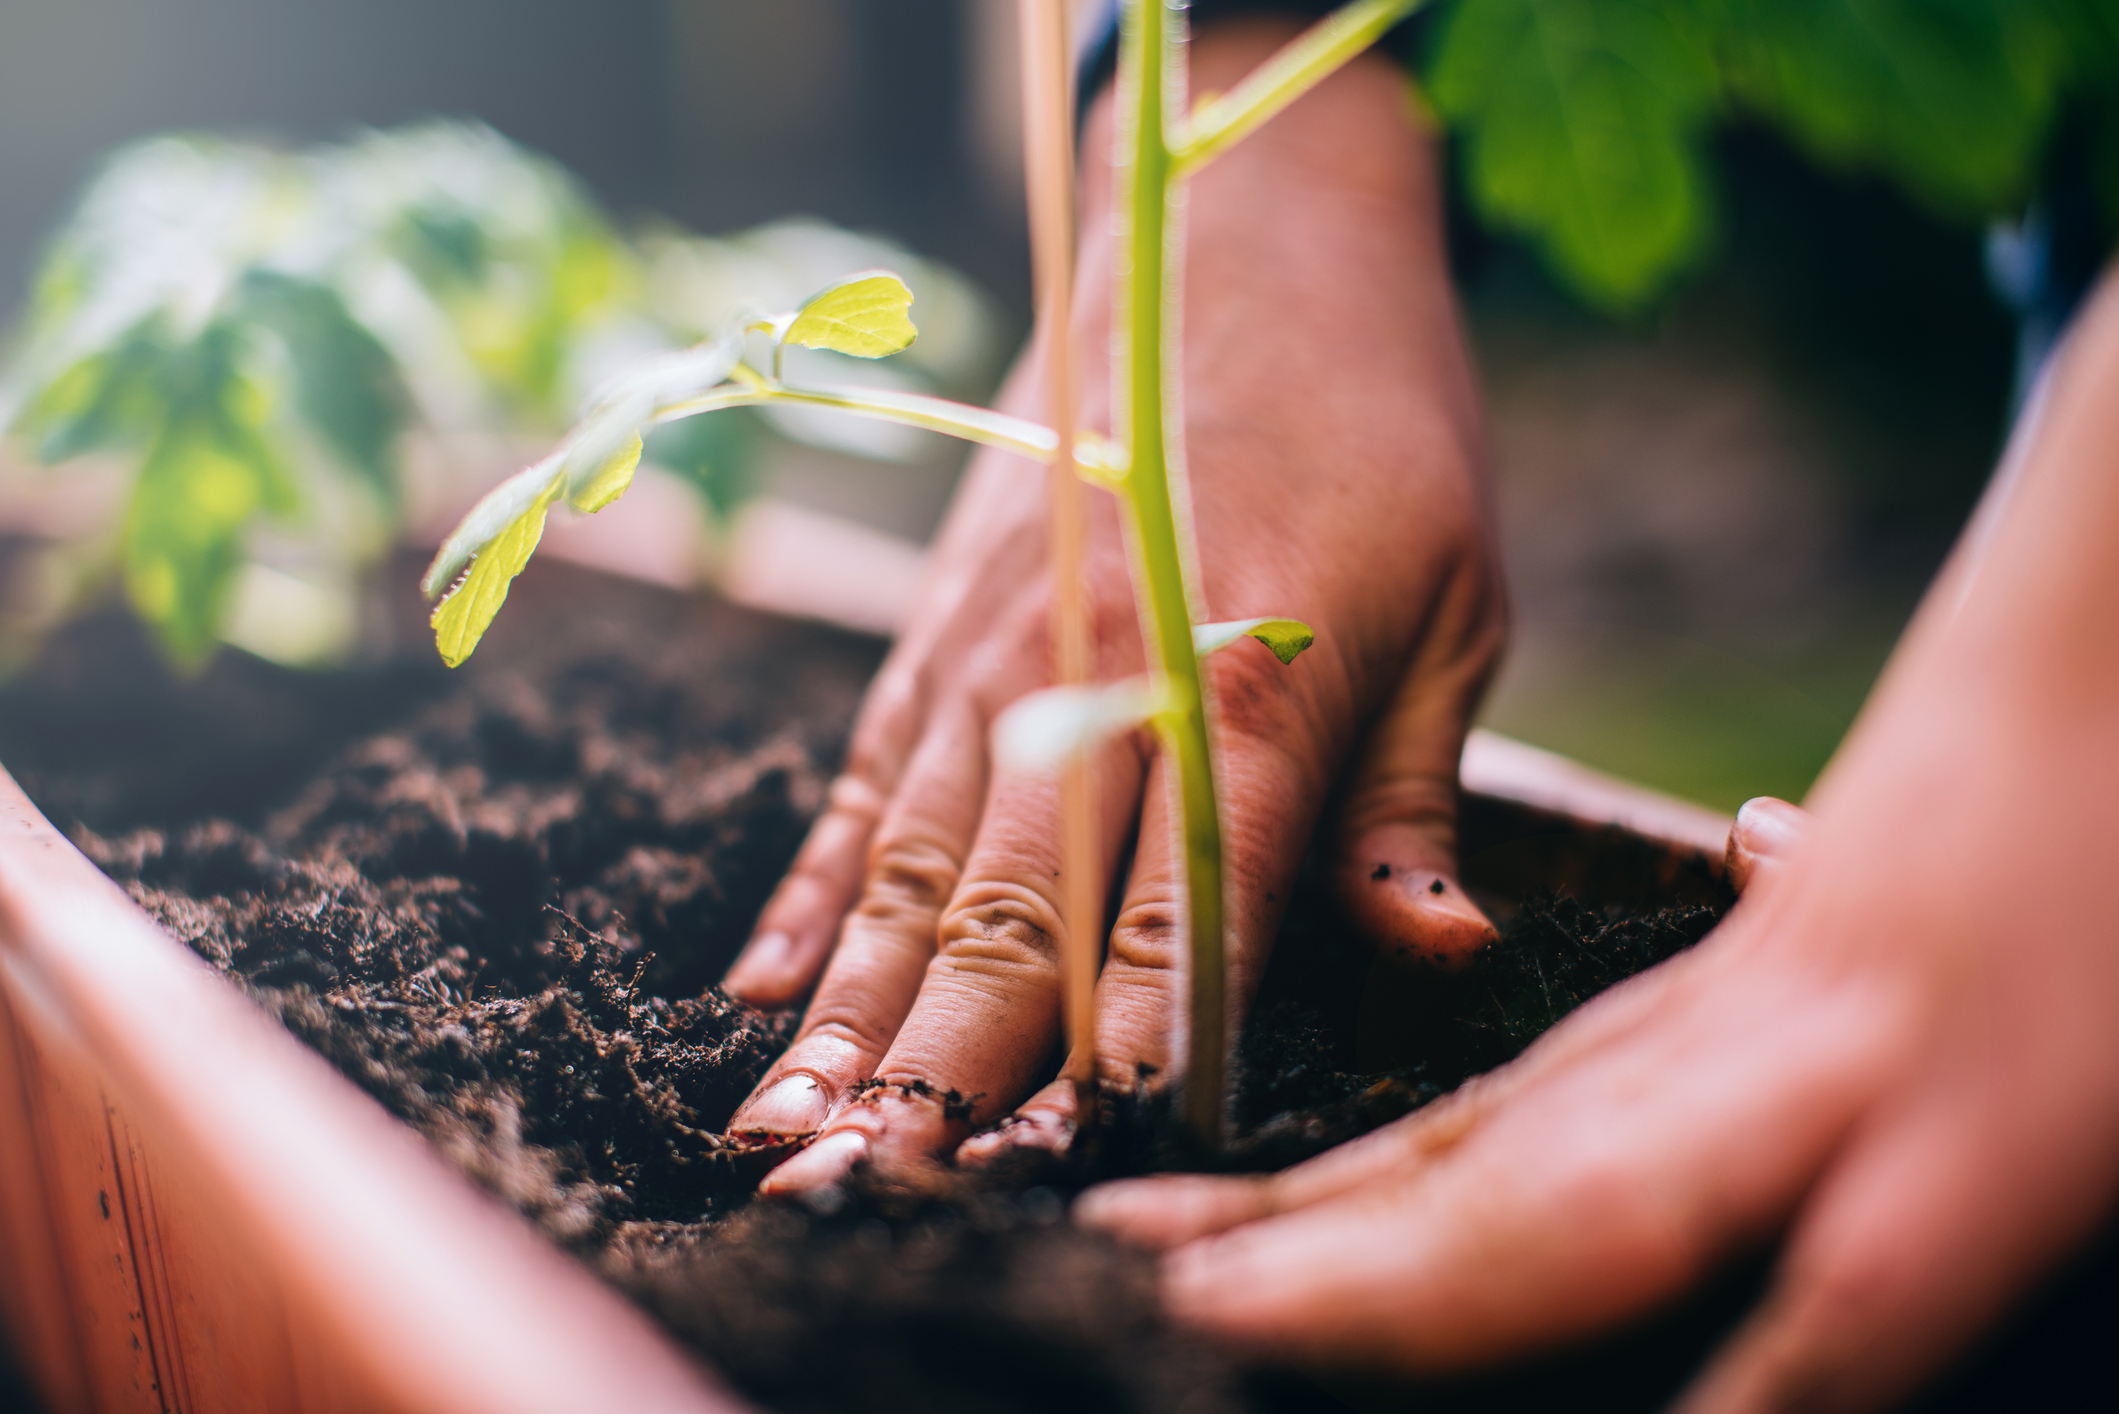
[0,0,2060,814]
[0,1,1028,315]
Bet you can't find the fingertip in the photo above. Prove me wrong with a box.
[733,1073,830,1136]
[1339,854,1496,967]
[1074,1173,1274,1250]
[722,929,809,1007]
[1725,797,1812,894]
[759,1129,868,1196]
[957,1079,1079,1166]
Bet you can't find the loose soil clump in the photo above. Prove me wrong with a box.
[3,559,1739,1413]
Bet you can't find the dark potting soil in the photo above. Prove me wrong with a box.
[3,557,1748,1414]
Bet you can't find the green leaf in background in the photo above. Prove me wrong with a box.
[782,272,918,359]
[429,483,557,668]
[1193,617,1317,664]
[121,406,289,666]
[19,333,166,464]
[1719,0,2060,219]
[1428,0,1721,310]
[236,273,406,506]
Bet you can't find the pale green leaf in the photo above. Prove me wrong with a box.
[1427,0,1718,310]
[781,272,918,359]
[1193,617,1316,665]
[429,483,557,668]
[422,456,563,598]
[566,430,641,512]
[992,679,1168,774]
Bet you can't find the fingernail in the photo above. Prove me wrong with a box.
[1734,797,1809,861]
[760,1129,868,1195]
[739,1074,829,1135]
[724,930,795,996]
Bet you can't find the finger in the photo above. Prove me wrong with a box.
[1156,960,1900,1374]
[1075,1042,1542,1250]
[1078,895,1732,1248]
[953,709,1195,1169]
[946,760,1180,1174]
[1724,796,1812,895]
[764,726,1148,1191]
[956,1074,1079,1164]
[1080,641,1353,1099]
[1675,1081,2112,1413]
[1332,554,1506,966]
[728,698,987,1138]
[723,426,1052,1005]
[722,769,887,1005]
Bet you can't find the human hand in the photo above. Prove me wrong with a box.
[718,19,1505,1189]
[1076,270,2119,1412]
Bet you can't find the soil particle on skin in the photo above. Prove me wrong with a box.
[8,560,1732,1414]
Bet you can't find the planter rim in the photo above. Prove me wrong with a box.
[1461,728,1732,866]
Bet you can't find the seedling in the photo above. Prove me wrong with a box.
[426,0,1425,1145]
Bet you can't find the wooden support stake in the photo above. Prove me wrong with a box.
[1018,0,1100,1110]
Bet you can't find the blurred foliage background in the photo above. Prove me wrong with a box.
[0,0,2113,812]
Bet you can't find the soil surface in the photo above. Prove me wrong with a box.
[1,558,1761,1413]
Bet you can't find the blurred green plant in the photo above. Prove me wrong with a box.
[1425,0,2119,309]
[0,123,996,668]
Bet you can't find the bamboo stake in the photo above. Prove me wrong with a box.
[1018,0,1100,1112]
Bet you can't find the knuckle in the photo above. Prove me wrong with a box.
[1209,645,1303,741]
[1107,898,1182,974]
[937,885,1064,978]
[859,834,964,920]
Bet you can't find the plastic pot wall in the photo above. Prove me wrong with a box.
[0,729,1728,1414]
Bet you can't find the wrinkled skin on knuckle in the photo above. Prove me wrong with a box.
[856,834,964,924]
[935,885,1064,983]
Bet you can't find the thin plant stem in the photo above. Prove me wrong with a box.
[1116,0,1226,1148]
[1019,0,1101,1107]
[1173,0,1428,175]
[651,382,1058,461]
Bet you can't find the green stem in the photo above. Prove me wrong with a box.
[1118,0,1226,1148]
[652,381,1060,462]
[1173,0,1428,175]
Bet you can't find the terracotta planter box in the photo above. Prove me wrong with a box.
[0,716,1728,1414]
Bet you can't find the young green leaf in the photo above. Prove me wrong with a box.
[992,679,1168,774]
[429,479,559,668]
[566,430,642,512]
[1192,617,1315,665]
[781,271,918,359]
[422,456,565,599]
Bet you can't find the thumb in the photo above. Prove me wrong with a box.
[1331,592,1503,967]
[1723,796,1813,894]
